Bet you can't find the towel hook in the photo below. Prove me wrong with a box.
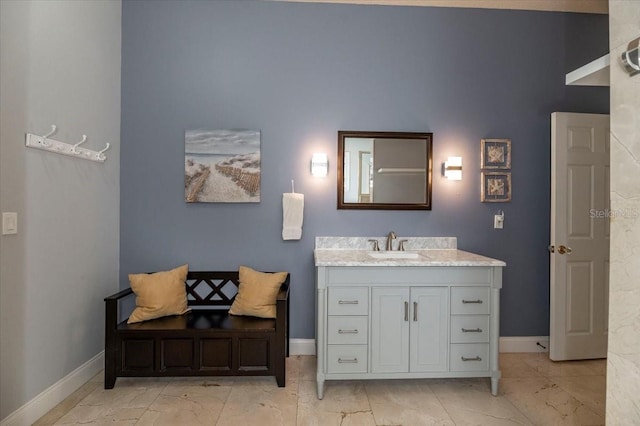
[41,125,57,146]
[96,143,110,161]
[71,134,87,154]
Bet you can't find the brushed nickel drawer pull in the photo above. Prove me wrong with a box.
[338,300,359,305]
[413,301,418,322]
[461,328,483,333]
[404,301,409,321]
[338,357,358,363]
[461,356,482,362]
[338,329,359,334]
[462,299,483,304]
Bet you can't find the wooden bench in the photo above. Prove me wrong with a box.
[104,271,289,389]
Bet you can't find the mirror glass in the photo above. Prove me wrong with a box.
[338,131,433,210]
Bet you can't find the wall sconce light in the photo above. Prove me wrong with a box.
[311,153,328,177]
[444,156,462,180]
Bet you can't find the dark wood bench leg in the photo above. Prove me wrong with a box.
[274,326,286,387]
[105,298,117,389]
[276,359,286,387]
[276,293,287,387]
[105,369,116,389]
[286,291,290,358]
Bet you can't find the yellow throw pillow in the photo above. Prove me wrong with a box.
[127,264,190,324]
[229,266,288,319]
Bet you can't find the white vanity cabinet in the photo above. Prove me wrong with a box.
[315,264,503,399]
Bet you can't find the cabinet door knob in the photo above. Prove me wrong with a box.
[413,301,418,322]
[462,299,483,304]
[338,300,359,305]
[338,357,358,364]
[461,328,483,333]
[338,329,359,334]
[404,301,409,321]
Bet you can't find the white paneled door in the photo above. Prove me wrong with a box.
[550,112,610,361]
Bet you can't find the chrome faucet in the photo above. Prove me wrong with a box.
[386,231,397,251]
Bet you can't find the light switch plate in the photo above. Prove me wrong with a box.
[2,212,18,235]
[494,214,504,229]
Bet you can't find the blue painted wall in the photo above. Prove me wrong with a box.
[120,0,608,338]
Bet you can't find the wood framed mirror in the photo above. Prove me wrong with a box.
[338,131,433,210]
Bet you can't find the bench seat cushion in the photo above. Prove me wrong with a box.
[119,309,275,332]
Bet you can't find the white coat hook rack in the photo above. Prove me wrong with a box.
[71,134,87,154]
[25,124,109,163]
[41,125,57,146]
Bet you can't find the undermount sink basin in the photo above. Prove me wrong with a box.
[368,251,421,259]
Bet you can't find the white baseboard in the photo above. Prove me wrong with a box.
[290,337,550,356]
[290,338,315,355]
[499,336,549,353]
[0,351,104,426]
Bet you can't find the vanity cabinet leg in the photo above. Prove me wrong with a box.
[317,378,325,399]
[491,378,499,396]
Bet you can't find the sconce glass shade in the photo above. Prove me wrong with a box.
[444,156,462,180]
[311,153,328,177]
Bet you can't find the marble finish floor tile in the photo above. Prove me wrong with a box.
[428,378,533,425]
[299,354,317,381]
[136,381,231,425]
[217,383,298,426]
[553,375,607,416]
[499,353,545,378]
[33,380,101,426]
[35,354,608,426]
[364,379,455,425]
[501,377,605,425]
[297,380,376,425]
[518,353,606,377]
[53,380,166,425]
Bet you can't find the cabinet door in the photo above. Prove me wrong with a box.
[371,287,410,373]
[410,287,449,372]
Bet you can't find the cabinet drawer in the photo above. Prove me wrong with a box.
[449,343,489,372]
[328,287,369,316]
[450,315,489,343]
[327,345,368,374]
[328,316,368,345]
[451,287,490,315]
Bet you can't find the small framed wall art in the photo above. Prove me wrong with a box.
[481,138,511,169]
[481,172,512,202]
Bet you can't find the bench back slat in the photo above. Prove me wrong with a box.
[186,271,240,307]
[185,271,289,308]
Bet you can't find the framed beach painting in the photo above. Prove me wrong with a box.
[185,129,261,203]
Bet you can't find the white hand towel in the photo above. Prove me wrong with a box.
[282,192,304,240]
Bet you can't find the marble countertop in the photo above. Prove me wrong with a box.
[314,249,506,267]
[314,236,504,267]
